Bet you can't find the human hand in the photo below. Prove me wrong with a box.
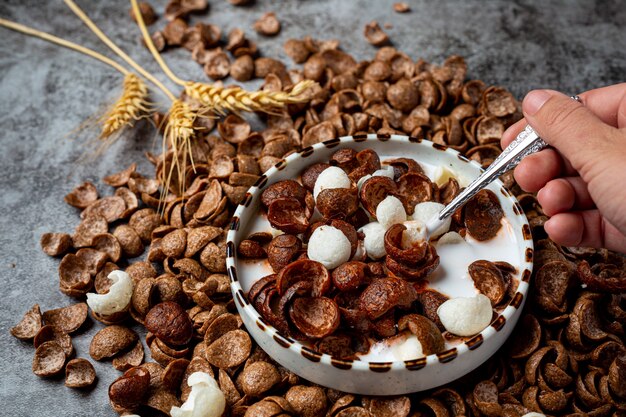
[501,83,626,253]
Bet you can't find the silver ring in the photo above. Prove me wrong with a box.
[571,95,582,103]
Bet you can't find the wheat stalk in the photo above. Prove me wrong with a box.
[184,80,317,115]
[160,99,198,198]
[100,73,150,139]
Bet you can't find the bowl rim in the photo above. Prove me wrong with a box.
[226,133,534,371]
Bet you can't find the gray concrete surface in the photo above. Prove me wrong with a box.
[0,0,624,416]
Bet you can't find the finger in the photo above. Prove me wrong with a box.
[544,211,626,253]
[578,82,626,128]
[537,177,595,216]
[522,90,618,177]
[513,149,564,192]
[500,119,526,149]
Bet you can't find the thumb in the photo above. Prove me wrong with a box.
[522,89,617,178]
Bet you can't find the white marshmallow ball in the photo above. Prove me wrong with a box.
[86,270,133,316]
[307,225,351,269]
[437,294,493,336]
[359,222,387,260]
[412,201,450,239]
[436,231,466,247]
[376,195,407,230]
[394,335,424,361]
[401,220,427,249]
[313,166,351,199]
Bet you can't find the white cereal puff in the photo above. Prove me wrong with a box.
[359,222,387,260]
[376,195,406,230]
[437,294,493,336]
[307,225,351,269]
[412,201,450,239]
[313,166,351,199]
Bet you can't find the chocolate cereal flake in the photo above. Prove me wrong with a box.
[42,303,88,334]
[32,341,66,378]
[10,304,42,341]
[65,358,96,388]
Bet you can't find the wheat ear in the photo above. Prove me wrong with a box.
[184,80,317,115]
[100,73,150,139]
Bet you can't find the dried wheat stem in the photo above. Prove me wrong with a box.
[101,73,150,139]
[130,0,186,86]
[64,0,176,102]
[184,80,318,115]
[0,18,130,76]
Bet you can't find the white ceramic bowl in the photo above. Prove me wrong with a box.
[226,134,533,395]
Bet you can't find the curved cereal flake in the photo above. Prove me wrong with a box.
[509,314,541,359]
[34,325,74,358]
[205,329,251,369]
[90,233,122,263]
[218,368,242,406]
[316,187,359,220]
[289,296,340,339]
[398,314,445,355]
[578,260,626,293]
[268,197,310,234]
[267,234,302,273]
[194,180,223,220]
[204,313,240,346]
[73,214,108,248]
[115,187,139,218]
[40,233,73,257]
[302,162,331,191]
[331,261,368,292]
[261,180,308,209]
[464,190,504,241]
[108,367,150,410]
[359,176,397,217]
[468,260,506,306]
[482,86,517,117]
[89,325,138,361]
[65,358,96,388]
[363,396,410,417]
[396,172,433,214]
[218,114,251,144]
[364,21,389,46]
[209,154,235,179]
[534,260,574,314]
[238,239,267,258]
[103,163,137,187]
[161,357,190,392]
[10,304,43,340]
[336,406,373,417]
[236,361,281,396]
[76,248,109,276]
[160,229,187,258]
[81,196,126,223]
[277,259,328,296]
[129,208,163,243]
[58,253,93,297]
[472,380,502,416]
[32,341,66,377]
[65,181,98,209]
[113,225,144,258]
[359,276,417,320]
[112,339,145,371]
[42,303,88,334]
[128,176,159,196]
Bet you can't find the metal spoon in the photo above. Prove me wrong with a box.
[425,94,582,236]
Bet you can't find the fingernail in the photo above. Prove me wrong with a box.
[524,90,552,115]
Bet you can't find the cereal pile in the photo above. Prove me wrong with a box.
[243,148,517,359]
[11,2,626,416]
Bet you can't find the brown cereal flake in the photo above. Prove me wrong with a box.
[73,214,108,248]
[40,233,73,257]
[65,358,96,388]
[364,21,390,46]
[33,341,66,378]
[112,339,145,371]
[89,325,138,361]
[65,181,98,209]
[254,12,281,36]
[42,303,88,334]
[11,304,43,341]
[205,329,251,368]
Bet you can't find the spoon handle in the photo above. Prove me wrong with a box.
[438,125,547,220]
